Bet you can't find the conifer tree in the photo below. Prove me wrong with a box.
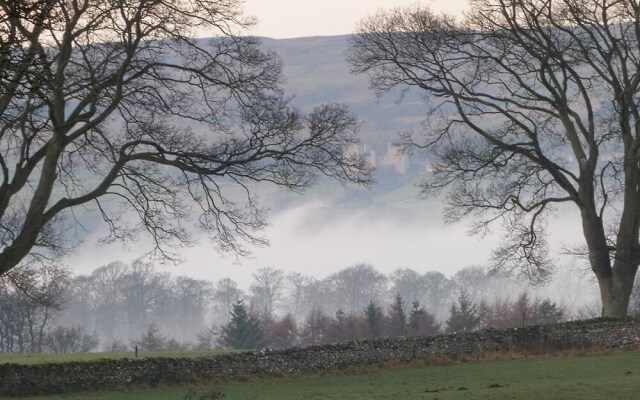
[445,292,481,334]
[131,322,167,351]
[537,299,565,325]
[388,294,407,337]
[408,300,440,336]
[365,301,384,339]
[219,300,264,349]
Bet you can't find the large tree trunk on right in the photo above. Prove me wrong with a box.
[587,214,640,318]
[582,207,639,318]
[599,270,635,318]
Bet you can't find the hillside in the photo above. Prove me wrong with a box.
[262,35,429,186]
[240,35,440,220]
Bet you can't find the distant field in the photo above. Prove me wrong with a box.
[16,351,640,400]
[0,349,234,365]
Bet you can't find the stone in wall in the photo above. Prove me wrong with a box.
[1,318,639,397]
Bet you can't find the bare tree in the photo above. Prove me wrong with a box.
[45,325,99,353]
[299,305,330,346]
[284,272,312,320]
[389,268,426,312]
[250,267,285,320]
[422,271,455,321]
[298,277,333,315]
[0,0,372,277]
[170,276,212,341]
[88,262,128,343]
[212,278,244,323]
[349,1,640,316]
[264,313,298,349]
[328,263,387,314]
[0,265,69,352]
[452,266,491,304]
[56,275,96,339]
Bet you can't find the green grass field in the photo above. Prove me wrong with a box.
[13,351,640,400]
[0,349,233,365]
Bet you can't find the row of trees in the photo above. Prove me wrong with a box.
[217,296,439,350]
[59,262,579,345]
[217,291,565,350]
[61,261,213,347]
[0,260,586,353]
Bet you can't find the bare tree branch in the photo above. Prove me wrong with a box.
[349,0,640,316]
[0,0,373,276]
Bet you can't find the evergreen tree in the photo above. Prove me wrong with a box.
[219,300,264,349]
[408,300,439,336]
[365,301,384,339]
[388,294,407,337]
[537,299,565,324]
[446,292,481,334]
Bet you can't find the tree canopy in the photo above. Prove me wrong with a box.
[349,0,640,317]
[0,0,371,277]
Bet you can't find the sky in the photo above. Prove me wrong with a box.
[242,0,469,38]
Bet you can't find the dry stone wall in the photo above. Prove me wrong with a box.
[1,318,640,397]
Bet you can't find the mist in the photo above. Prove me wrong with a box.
[49,27,596,290]
[0,35,611,354]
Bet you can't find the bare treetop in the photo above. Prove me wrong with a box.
[0,0,372,276]
[349,0,640,316]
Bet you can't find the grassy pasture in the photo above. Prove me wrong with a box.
[0,349,233,365]
[14,351,640,400]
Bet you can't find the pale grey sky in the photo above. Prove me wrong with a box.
[243,0,469,38]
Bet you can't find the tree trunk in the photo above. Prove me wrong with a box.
[599,268,636,318]
[592,222,638,318]
[580,209,625,316]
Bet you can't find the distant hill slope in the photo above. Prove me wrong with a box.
[262,35,426,133]
[258,35,430,202]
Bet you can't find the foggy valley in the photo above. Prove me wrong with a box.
[6,1,640,399]
[64,35,588,286]
[0,35,611,354]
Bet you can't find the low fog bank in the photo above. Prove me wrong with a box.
[64,175,586,289]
